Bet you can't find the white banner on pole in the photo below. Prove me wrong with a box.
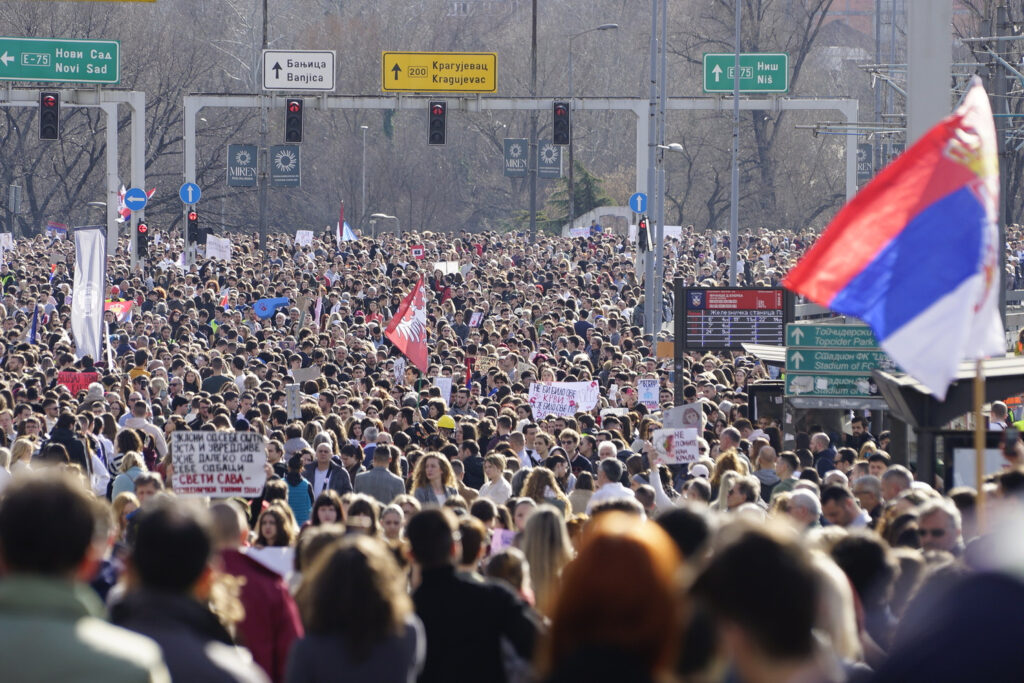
[72,227,105,361]
[206,235,232,261]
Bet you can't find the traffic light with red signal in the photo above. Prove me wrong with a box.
[428,101,446,145]
[552,101,570,146]
[637,215,651,253]
[136,221,149,258]
[285,98,303,143]
[187,209,199,243]
[39,92,60,140]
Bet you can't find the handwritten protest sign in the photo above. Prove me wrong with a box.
[528,381,600,419]
[294,230,314,246]
[206,235,232,261]
[651,428,700,466]
[663,404,707,433]
[433,261,459,275]
[434,376,453,404]
[291,365,321,384]
[568,227,589,238]
[393,357,407,385]
[172,431,267,497]
[57,371,98,396]
[637,378,660,410]
[469,311,483,327]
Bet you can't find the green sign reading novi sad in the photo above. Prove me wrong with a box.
[0,37,119,84]
[703,53,788,93]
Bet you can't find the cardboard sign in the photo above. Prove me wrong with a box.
[294,230,314,246]
[206,235,232,261]
[172,431,267,497]
[434,376,453,404]
[291,365,321,385]
[568,227,589,238]
[57,371,99,396]
[663,404,707,433]
[637,378,660,410]
[433,260,459,275]
[651,428,700,465]
[528,380,601,419]
[285,383,302,420]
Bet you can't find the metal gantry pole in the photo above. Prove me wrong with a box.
[728,0,741,286]
[644,0,658,335]
[528,0,538,243]
[361,125,368,232]
[654,0,667,331]
[258,0,269,253]
[568,43,575,231]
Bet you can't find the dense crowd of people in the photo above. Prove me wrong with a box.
[0,224,1022,683]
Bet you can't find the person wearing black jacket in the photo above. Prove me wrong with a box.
[406,508,541,683]
[46,411,90,474]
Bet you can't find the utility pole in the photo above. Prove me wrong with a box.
[258,0,269,254]
[995,3,1008,325]
[528,0,538,244]
[728,0,741,286]
[643,0,657,336]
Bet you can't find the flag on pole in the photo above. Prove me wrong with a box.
[72,227,106,361]
[313,295,323,329]
[48,264,57,283]
[385,276,428,372]
[219,290,230,310]
[465,357,474,389]
[783,77,1004,399]
[104,300,133,323]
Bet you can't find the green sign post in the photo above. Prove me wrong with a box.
[0,37,119,84]
[703,53,788,93]
[785,324,894,402]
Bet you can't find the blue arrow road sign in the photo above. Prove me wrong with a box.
[179,182,201,205]
[123,187,148,212]
[629,192,647,213]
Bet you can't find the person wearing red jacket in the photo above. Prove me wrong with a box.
[211,502,303,683]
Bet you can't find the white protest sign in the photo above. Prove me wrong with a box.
[294,230,314,246]
[663,404,707,433]
[528,381,601,419]
[433,261,459,275]
[0,233,14,250]
[292,365,321,385]
[285,383,301,420]
[637,378,660,410]
[434,376,453,404]
[469,311,483,327]
[568,227,589,238]
[651,428,700,466]
[172,431,267,497]
[206,235,232,261]
[393,356,407,385]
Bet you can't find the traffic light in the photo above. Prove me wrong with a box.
[187,210,199,243]
[285,98,303,143]
[39,92,60,140]
[136,222,149,258]
[552,101,570,146]
[637,215,651,252]
[428,101,446,145]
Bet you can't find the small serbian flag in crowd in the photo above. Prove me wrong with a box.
[49,264,57,283]
[104,300,133,323]
[784,77,1004,399]
[46,221,68,240]
[411,244,425,260]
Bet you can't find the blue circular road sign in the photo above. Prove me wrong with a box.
[629,192,648,213]
[179,182,201,205]
[123,187,148,212]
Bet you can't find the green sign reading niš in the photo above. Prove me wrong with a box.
[0,37,119,84]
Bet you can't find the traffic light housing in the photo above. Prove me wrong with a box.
[285,98,303,143]
[637,215,651,253]
[552,101,570,146]
[39,92,60,140]
[187,210,199,243]
[428,101,446,145]
[136,222,149,258]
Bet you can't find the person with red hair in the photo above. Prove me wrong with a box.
[536,512,684,682]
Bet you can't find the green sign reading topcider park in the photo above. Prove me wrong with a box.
[0,37,120,84]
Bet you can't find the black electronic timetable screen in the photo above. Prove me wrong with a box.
[683,287,793,350]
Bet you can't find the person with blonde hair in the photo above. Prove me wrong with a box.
[520,505,573,616]
[111,492,140,541]
[520,467,572,516]
[111,451,146,499]
[411,453,458,506]
[9,437,34,474]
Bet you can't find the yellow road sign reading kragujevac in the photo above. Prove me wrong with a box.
[382,52,497,93]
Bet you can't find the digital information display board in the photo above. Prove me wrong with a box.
[683,287,793,350]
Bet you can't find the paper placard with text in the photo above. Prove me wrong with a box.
[434,376,453,404]
[637,378,660,410]
[663,404,707,433]
[57,371,99,396]
[528,380,600,419]
[294,230,314,246]
[651,428,700,465]
[206,235,232,261]
[172,431,267,497]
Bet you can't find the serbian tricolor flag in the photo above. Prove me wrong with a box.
[49,264,57,283]
[784,78,1004,399]
[104,300,133,322]
[385,276,428,372]
[219,291,230,309]
[335,202,357,246]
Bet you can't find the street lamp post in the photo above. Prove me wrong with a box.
[568,23,618,232]
[370,213,399,237]
[360,125,368,232]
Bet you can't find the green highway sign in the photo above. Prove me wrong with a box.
[786,348,897,374]
[0,37,119,84]
[786,373,881,399]
[703,53,788,93]
[786,324,878,349]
